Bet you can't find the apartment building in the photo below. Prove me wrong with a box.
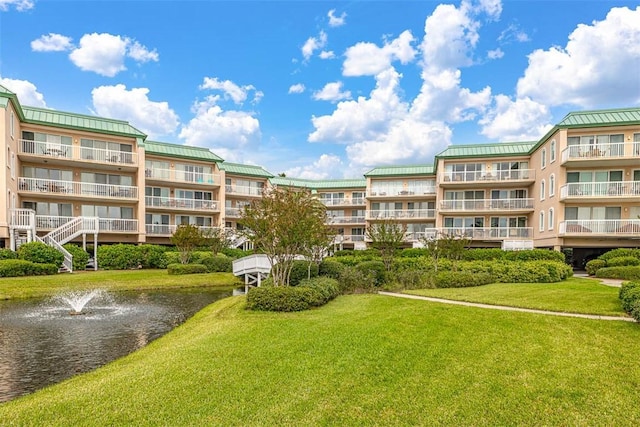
[1,83,639,268]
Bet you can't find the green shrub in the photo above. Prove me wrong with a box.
[338,266,377,293]
[138,244,167,269]
[596,266,640,281]
[392,257,432,272]
[163,251,181,266]
[318,259,345,279]
[388,269,434,290]
[221,248,252,259]
[63,244,90,271]
[505,249,565,263]
[599,248,640,262]
[355,260,386,286]
[246,286,319,312]
[461,248,506,261]
[630,300,640,322]
[289,260,319,286]
[18,242,64,266]
[436,271,493,288]
[0,248,17,260]
[586,259,606,276]
[333,249,379,258]
[398,248,428,258]
[167,263,208,275]
[606,256,640,267]
[200,255,233,273]
[619,282,640,313]
[97,244,142,270]
[299,277,340,305]
[0,259,58,277]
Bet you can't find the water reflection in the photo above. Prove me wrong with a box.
[0,288,231,403]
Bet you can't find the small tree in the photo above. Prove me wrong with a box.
[366,219,407,271]
[201,227,231,255]
[422,231,471,271]
[239,186,332,286]
[170,224,203,264]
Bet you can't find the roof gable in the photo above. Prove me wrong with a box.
[145,141,223,162]
[365,164,435,177]
[220,162,273,178]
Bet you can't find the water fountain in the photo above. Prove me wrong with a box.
[54,289,105,315]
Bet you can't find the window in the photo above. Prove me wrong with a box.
[23,201,72,217]
[548,208,554,230]
[541,148,547,169]
[444,163,484,182]
[550,140,556,163]
[81,139,133,163]
[145,160,170,179]
[539,211,545,232]
[176,215,212,227]
[492,161,529,180]
[540,180,546,201]
[549,174,555,197]
[634,133,640,155]
[567,134,625,156]
[10,111,15,138]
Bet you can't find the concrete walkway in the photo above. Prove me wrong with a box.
[573,272,626,288]
[378,291,635,322]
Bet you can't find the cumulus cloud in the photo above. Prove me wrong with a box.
[288,83,305,94]
[487,48,504,59]
[0,0,33,11]
[498,23,531,44]
[127,41,159,63]
[31,33,73,52]
[517,6,640,107]
[285,154,345,179]
[301,31,327,61]
[319,50,335,59]
[328,9,347,27]
[343,30,416,76]
[0,77,47,107]
[479,95,552,140]
[313,82,351,102]
[91,84,179,138]
[200,77,263,105]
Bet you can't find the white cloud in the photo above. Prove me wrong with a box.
[288,83,305,94]
[179,95,261,159]
[302,31,327,61]
[343,30,416,76]
[517,6,640,107]
[200,77,262,105]
[313,82,351,103]
[487,48,504,59]
[328,9,347,27]
[31,33,73,52]
[0,77,46,107]
[91,84,179,138]
[479,95,552,140]
[67,33,158,77]
[0,0,33,11]
[474,0,502,21]
[285,154,344,179]
[319,50,335,59]
[498,23,530,44]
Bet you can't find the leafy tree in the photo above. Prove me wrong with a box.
[201,227,231,255]
[171,224,203,264]
[366,219,407,271]
[421,231,471,271]
[239,186,332,286]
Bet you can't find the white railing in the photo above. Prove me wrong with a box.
[145,224,219,235]
[19,177,138,199]
[145,168,219,185]
[97,218,138,232]
[145,196,219,211]
[440,169,534,183]
[225,207,243,218]
[560,181,640,199]
[333,234,366,243]
[560,142,638,163]
[18,139,137,166]
[440,198,534,211]
[404,230,438,242]
[367,209,436,220]
[233,254,272,276]
[37,235,73,272]
[10,208,36,230]
[559,220,640,235]
[225,185,263,196]
[320,197,367,206]
[326,216,366,224]
[439,227,533,240]
[369,185,436,196]
[44,217,98,246]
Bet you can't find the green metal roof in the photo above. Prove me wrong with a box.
[311,179,366,189]
[145,141,223,162]
[0,84,24,117]
[22,106,147,139]
[364,164,435,177]
[220,162,273,178]
[558,107,640,127]
[269,176,316,188]
[436,141,536,159]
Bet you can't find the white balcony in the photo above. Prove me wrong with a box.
[145,196,219,212]
[438,227,534,240]
[559,220,640,236]
[440,198,534,212]
[326,215,366,225]
[333,234,366,244]
[145,168,219,186]
[145,224,219,236]
[225,185,263,197]
[319,197,367,206]
[561,142,640,166]
[560,181,640,201]
[367,209,436,220]
[18,139,137,168]
[19,177,138,200]
[30,216,138,233]
[440,169,535,186]
[225,207,244,218]
[369,185,436,197]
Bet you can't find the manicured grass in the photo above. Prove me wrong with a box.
[0,270,241,300]
[405,277,626,316]
[1,295,639,425]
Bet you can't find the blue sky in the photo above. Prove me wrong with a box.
[1,0,639,178]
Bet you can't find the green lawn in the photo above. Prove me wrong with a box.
[1,294,639,425]
[405,277,626,316]
[0,270,241,300]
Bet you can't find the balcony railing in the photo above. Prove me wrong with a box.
[326,216,366,225]
[440,169,534,183]
[145,225,219,236]
[559,220,640,235]
[31,215,138,233]
[19,177,138,199]
[440,198,534,211]
[369,186,435,196]
[439,227,533,240]
[560,181,640,199]
[19,139,137,166]
[145,168,219,185]
[320,197,367,206]
[225,207,244,218]
[145,196,219,211]
[561,142,640,163]
[333,234,366,243]
[367,209,436,220]
[225,185,263,196]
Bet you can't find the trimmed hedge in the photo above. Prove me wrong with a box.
[389,269,433,290]
[318,259,345,279]
[619,282,640,321]
[586,259,606,276]
[63,244,90,271]
[17,242,64,266]
[599,248,640,262]
[456,260,571,283]
[436,271,493,288]
[97,244,143,270]
[167,263,208,275]
[355,260,387,286]
[596,266,640,281]
[138,244,168,269]
[0,259,58,277]
[246,277,340,312]
[289,260,319,286]
[337,266,377,293]
[461,248,565,263]
[606,256,640,267]
[200,255,233,273]
[0,248,17,260]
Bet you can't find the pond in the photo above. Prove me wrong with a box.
[0,288,232,403]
